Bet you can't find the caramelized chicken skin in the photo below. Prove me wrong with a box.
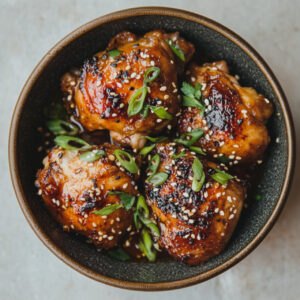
[62,30,195,149]
[35,144,139,250]
[178,61,273,164]
[145,142,246,265]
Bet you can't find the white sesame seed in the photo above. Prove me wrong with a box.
[123,183,128,189]
[191,77,196,82]
[160,86,167,91]
[257,160,263,164]
[219,210,224,216]
[229,214,235,220]
[164,95,169,100]
[276,137,280,143]
[130,72,137,78]
[112,113,117,117]
[264,98,270,103]
[156,119,162,123]
[125,65,130,70]
[150,60,155,66]
[119,103,125,108]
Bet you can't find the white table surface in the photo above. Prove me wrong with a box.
[1,0,299,299]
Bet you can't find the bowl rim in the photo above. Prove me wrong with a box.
[8,6,295,291]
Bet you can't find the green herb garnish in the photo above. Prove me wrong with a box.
[189,146,206,155]
[114,149,139,174]
[150,106,172,120]
[170,151,186,159]
[92,203,123,215]
[139,228,156,262]
[181,82,205,112]
[140,104,150,118]
[139,144,155,156]
[127,85,148,116]
[174,129,204,147]
[107,191,135,210]
[54,135,92,151]
[218,156,230,164]
[107,49,122,58]
[79,149,105,162]
[47,120,78,136]
[192,157,205,192]
[211,169,234,186]
[107,248,130,261]
[144,67,160,84]
[167,38,185,61]
[142,136,167,143]
[148,172,168,186]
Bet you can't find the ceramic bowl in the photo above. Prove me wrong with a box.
[9,7,295,290]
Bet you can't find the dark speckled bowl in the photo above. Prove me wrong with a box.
[9,7,295,290]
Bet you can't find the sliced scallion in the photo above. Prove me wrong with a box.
[211,169,234,186]
[189,146,206,155]
[150,106,172,120]
[107,49,121,58]
[79,149,105,162]
[139,144,155,156]
[167,38,185,61]
[141,136,167,143]
[47,120,78,136]
[114,149,139,174]
[144,67,160,84]
[140,103,150,118]
[139,228,156,262]
[148,172,168,186]
[54,135,92,151]
[92,203,123,215]
[127,85,147,116]
[170,151,186,159]
[174,129,204,147]
[192,157,205,192]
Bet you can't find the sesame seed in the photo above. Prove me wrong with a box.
[108,154,115,161]
[167,125,172,130]
[257,160,263,164]
[108,236,114,240]
[204,191,208,198]
[191,77,196,82]
[119,103,124,108]
[264,98,270,103]
[130,72,137,78]
[150,60,155,66]
[123,183,128,189]
[229,214,235,220]
[112,113,117,117]
[219,210,224,216]
[221,232,225,236]
[164,95,169,100]
[276,137,280,143]
[227,196,232,202]
[214,208,219,213]
[157,119,162,123]
[125,65,130,70]
[160,86,167,91]
[92,222,97,227]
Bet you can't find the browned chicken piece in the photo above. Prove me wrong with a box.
[145,142,246,265]
[35,143,139,250]
[61,30,195,149]
[178,61,273,165]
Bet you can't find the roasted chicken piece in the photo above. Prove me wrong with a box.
[61,30,195,149]
[178,61,273,165]
[145,142,246,265]
[35,143,139,250]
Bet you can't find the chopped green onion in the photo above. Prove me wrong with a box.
[189,146,206,155]
[146,154,160,182]
[107,191,135,210]
[174,129,204,147]
[167,38,185,61]
[136,195,149,219]
[171,151,186,159]
[211,168,234,186]
[127,85,148,116]
[141,136,167,143]
[79,149,105,162]
[148,172,168,186]
[107,49,121,58]
[134,210,142,230]
[150,106,172,120]
[92,203,123,215]
[144,67,160,84]
[54,135,92,151]
[139,218,160,237]
[140,104,150,118]
[114,149,139,174]
[47,120,78,136]
[107,248,130,261]
[139,228,156,262]
[139,144,155,156]
[194,83,202,99]
[192,157,205,192]
[181,82,204,113]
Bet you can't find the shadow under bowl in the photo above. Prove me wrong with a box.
[9,7,295,291]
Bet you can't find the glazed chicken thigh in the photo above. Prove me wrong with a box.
[145,142,246,265]
[35,144,139,250]
[62,30,195,149]
[178,61,273,165]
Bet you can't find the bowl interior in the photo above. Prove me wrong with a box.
[13,13,288,285]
